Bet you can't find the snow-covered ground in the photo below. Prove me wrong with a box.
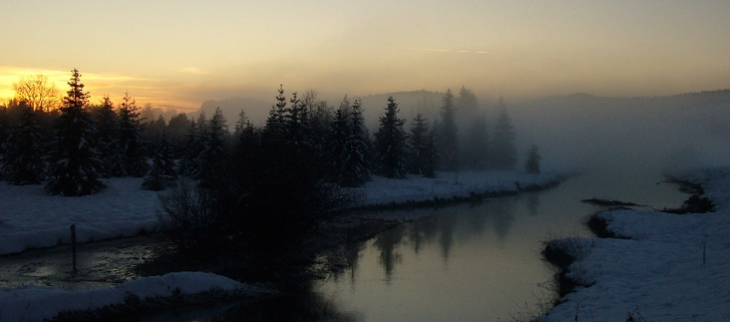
[353,170,562,206]
[0,272,272,322]
[0,170,560,321]
[540,167,730,321]
[0,171,561,256]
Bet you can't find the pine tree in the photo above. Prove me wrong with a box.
[177,119,199,176]
[341,99,373,186]
[525,144,541,174]
[456,86,478,115]
[233,110,248,139]
[437,89,459,171]
[46,69,105,196]
[374,96,408,179]
[94,95,125,177]
[142,132,177,190]
[463,113,489,170]
[118,92,148,177]
[407,113,434,176]
[196,107,229,190]
[166,113,191,158]
[423,128,437,178]
[490,97,517,170]
[1,103,46,185]
[326,106,349,183]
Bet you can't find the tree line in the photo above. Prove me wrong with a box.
[0,70,540,253]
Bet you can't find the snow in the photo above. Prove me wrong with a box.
[0,272,272,322]
[0,178,162,255]
[540,167,730,321]
[0,171,561,256]
[0,170,561,320]
[351,170,562,206]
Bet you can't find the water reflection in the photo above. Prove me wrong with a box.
[526,192,540,217]
[490,198,516,241]
[316,171,689,321]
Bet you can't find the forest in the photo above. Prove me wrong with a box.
[0,69,538,253]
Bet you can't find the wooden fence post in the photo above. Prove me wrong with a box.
[71,224,77,273]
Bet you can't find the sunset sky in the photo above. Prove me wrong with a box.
[1,0,729,112]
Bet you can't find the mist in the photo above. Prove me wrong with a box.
[186,88,730,178]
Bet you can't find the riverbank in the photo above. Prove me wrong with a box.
[0,170,563,321]
[540,167,730,321]
[0,171,562,256]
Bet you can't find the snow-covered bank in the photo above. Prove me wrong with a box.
[0,178,162,255]
[0,272,273,322]
[350,170,562,207]
[540,167,730,321]
[0,171,562,256]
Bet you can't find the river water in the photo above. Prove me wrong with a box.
[174,168,689,322]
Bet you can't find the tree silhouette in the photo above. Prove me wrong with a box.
[374,96,408,179]
[1,102,46,185]
[142,132,177,191]
[12,75,60,113]
[45,69,105,196]
[341,99,373,186]
[118,92,148,177]
[525,144,541,174]
[437,89,459,171]
[407,113,435,176]
[490,97,517,170]
[93,95,125,177]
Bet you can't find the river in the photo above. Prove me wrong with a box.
[141,168,689,321]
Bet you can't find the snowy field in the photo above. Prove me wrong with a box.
[540,167,730,321]
[0,171,561,256]
[0,272,272,322]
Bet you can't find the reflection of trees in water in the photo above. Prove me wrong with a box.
[330,241,366,288]
[465,202,489,237]
[202,281,362,321]
[408,216,438,254]
[527,193,540,216]
[437,213,458,261]
[372,226,406,284]
[488,198,516,241]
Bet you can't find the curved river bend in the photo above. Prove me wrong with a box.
[150,169,689,321]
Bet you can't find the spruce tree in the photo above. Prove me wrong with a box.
[166,113,191,158]
[326,106,349,183]
[437,89,459,171]
[463,113,489,170]
[525,144,541,174]
[46,69,105,196]
[196,107,229,190]
[233,110,248,139]
[490,97,517,170]
[423,128,437,178]
[407,113,434,176]
[374,96,408,179]
[142,132,177,190]
[2,103,46,185]
[94,95,125,177]
[177,119,199,176]
[118,92,148,177]
[341,99,373,187]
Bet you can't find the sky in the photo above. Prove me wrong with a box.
[1,0,729,112]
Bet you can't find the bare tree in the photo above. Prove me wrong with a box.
[12,75,60,113]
